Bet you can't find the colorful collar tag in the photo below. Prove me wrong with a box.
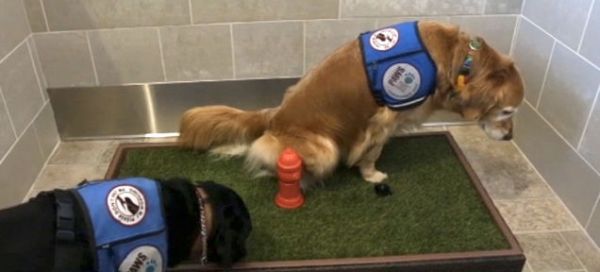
[455,37,481,93]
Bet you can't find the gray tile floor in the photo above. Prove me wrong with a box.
[24,125,600,272]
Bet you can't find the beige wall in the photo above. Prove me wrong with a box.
[512,0,600,244]
[23,0,521,88]
[0,0,59,208]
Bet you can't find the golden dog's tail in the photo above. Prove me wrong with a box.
[178,106,275,150]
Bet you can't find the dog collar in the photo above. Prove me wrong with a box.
[455,37,482,93]
[191,187,209,265]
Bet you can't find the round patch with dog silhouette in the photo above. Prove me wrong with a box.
[369,28,399,51]
[107,185,147,226]
[382,63,421,100]
[118,246,163,272]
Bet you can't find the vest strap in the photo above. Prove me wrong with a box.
[54,190,83,271]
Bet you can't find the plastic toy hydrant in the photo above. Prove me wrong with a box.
[275,148,305,209]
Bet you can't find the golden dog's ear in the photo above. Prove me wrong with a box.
[486,62,513,87]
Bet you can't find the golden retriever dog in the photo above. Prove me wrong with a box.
[178,21,524,186]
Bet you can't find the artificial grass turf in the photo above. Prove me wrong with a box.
[116,134,510,262]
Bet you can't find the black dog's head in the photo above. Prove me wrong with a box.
[197,181,252,267]
[157,178,251,268]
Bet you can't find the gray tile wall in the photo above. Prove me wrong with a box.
[304,19,375,71]
[522,0,592,49]
[233,22,304,78]
[0,0,31,58]
[26,0,522,88]
[160,25,233,81]
[0,0,58,208]
[513,0,600,246]
[35,32,96,87]
[43,0,190,31]
[88,28,164,85]
[191,0,339,23]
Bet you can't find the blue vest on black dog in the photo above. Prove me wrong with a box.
[359,21,437,109]
[73,177,168,272]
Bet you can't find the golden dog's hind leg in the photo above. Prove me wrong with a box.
[357,144,388,183]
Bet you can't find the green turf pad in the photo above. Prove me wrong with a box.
[117,135,509,261]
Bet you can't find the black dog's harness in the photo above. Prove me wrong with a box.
[54,190,84,270]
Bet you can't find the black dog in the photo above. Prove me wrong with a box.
[0,177,252,271]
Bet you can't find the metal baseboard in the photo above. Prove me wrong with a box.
[49,78,467,140]
[49,78,298,140]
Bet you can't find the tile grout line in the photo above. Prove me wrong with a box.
[188,0,194,25]
[494,196,577,203]
[0,100,50,165]
[0,35,30,65]
[338,0,342,19]
[508,14,521,57]
[481,0,487,14]
[27,37,48,90]
[513,229,583,235]
[30,120,46,171]
[23,14,519,35]
[156,28,168,81]
[534,40,556,109]
[25,37,46,103]
[39,0,50,32]
[558,232,589,271]
[522,16,600,72]
[0,86,18,139]
[229,24,236,79]
[85,32,100,85]
[65,74,301,88]
[302,21,306,74]
[19,0,33,34]
[22,138,60,202]
[576,83,600,150]
[524,100,600,177]
[577,0,595,52]
[585,194,600,228]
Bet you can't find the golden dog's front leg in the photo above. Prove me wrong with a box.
[357,144,388,183]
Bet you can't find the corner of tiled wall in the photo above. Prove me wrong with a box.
[512,0,600,246]
[0,0,59,209]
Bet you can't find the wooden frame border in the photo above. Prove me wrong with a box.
[105,132,525,272]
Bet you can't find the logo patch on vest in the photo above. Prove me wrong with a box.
[369,28,399,51]
[383,63,421,100]
[118,246,163,272]
[107,185,147,226]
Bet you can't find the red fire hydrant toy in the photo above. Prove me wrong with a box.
[275,148,305,209]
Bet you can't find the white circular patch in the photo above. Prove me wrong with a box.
[107,185,147,226]
[383,63,421,100]
[119,246,163,272]
[369,28,399,51]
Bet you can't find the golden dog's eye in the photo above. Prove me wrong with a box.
[501,110,513,115]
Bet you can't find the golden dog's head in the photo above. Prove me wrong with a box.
[444,37,524,141]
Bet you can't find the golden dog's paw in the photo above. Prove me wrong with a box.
[364,171,388,183]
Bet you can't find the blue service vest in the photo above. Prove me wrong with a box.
[73,177,168,272]
[359,21,437,109]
